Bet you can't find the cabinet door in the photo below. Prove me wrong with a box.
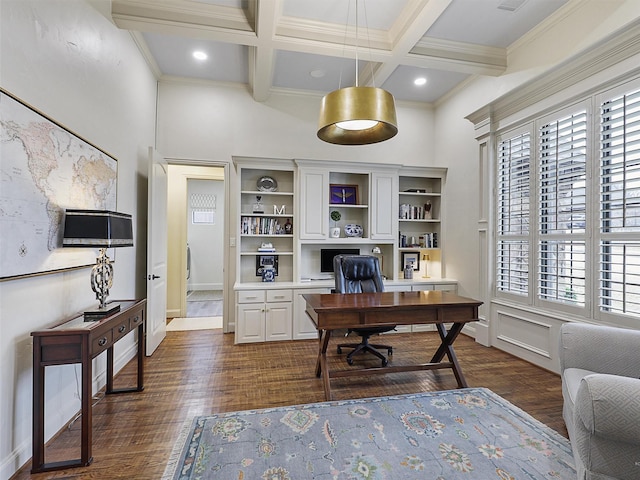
[265,302,292,341]
[293,288,331,339]
[236,304,265,343]
[370,172,397,240]
[298,169,328,239]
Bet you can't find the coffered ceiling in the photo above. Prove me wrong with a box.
[111,0,570,104]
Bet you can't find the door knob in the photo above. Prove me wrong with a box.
[147,274,161,280]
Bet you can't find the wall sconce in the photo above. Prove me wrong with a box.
[422,253,430,278]
[62,209,134,320]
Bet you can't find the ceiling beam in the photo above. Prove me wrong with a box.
[250,0,281,101]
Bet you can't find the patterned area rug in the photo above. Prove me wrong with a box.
[162,388,575,479]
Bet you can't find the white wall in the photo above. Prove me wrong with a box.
[0,1,156,477]
[157,80,436,166]
[187,179,225,291]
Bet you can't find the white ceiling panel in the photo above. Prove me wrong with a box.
[113,0,570,104]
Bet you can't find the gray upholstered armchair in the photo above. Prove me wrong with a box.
[559,322,640,480]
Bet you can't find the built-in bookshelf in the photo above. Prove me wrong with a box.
[236,161,295,283]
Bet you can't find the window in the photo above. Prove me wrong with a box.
[538,111,587,306]
[494,81,640,323]
[496,131,530,296]
[600,87,640,317]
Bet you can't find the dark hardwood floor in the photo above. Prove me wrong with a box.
[13,329,567,479]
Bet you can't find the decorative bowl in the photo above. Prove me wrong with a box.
[257,175,277,192]
[344,224,363,237]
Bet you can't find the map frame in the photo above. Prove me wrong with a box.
[0,88,118,281]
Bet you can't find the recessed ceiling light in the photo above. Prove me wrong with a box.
[310,69,326,78]
[414,77,427,86]
[193,51,208,61]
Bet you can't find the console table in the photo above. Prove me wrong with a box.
[31,299,146,473]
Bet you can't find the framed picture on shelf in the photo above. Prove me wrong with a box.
[330,184,358,205]
[401,252,420,271]
[256,255,279,277]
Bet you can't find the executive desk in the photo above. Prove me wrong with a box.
[303,290,482,400]
[31,299,146,473]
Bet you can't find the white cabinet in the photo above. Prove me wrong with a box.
[293,287,332,339]
[370,171,398,240]
[235,289,293,343]
[234,158,454,343]
[298,168,328,239]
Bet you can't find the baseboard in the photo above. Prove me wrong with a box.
[474,321,491,346]
[187,283,223,291]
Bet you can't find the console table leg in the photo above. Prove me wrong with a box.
[31,340,45,472]
[81,345,93,466]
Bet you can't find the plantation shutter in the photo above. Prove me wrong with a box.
[538,111,587,306]
[496,132,530,295]
[600,87,640,317]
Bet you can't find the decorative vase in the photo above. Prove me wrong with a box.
[344,224,363,237]
[330,227,341,238]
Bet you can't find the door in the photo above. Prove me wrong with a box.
[146,147,168,355]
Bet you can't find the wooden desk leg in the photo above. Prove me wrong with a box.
[315,329,331,377]
[431,323,468,388]
[315,330,333,401]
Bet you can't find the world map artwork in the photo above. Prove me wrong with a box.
[0,90,117,280]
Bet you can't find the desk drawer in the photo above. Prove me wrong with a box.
[113,320,130,341]
[129,307,144,329]
[91,329,113,356]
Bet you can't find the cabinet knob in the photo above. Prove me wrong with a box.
[98,337,107,347]
[118,325,126,333]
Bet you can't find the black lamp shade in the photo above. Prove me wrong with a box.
[63,210,133,248]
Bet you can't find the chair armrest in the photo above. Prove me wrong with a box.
[575,374,640,444]
[559,323,640,377]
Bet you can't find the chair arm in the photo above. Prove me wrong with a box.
[575,374,640,444]
[559,323,640,377]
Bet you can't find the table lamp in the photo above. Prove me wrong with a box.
[422,253,430,278]
[62,209,133,319]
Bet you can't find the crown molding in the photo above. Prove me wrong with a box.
[112,0,252,32]
[411,37,506,76]
[466,17,640,128]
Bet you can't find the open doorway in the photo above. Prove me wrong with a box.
[185,177,224,324]
[165,164,227,331]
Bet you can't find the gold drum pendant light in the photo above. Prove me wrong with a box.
[317,0,398,145]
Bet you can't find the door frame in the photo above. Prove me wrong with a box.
[166,159,232,333]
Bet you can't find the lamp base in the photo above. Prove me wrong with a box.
[84,303,121,321]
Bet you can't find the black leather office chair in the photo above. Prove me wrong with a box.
[333,255,394,366]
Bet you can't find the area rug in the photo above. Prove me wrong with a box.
[162,387,575,479]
